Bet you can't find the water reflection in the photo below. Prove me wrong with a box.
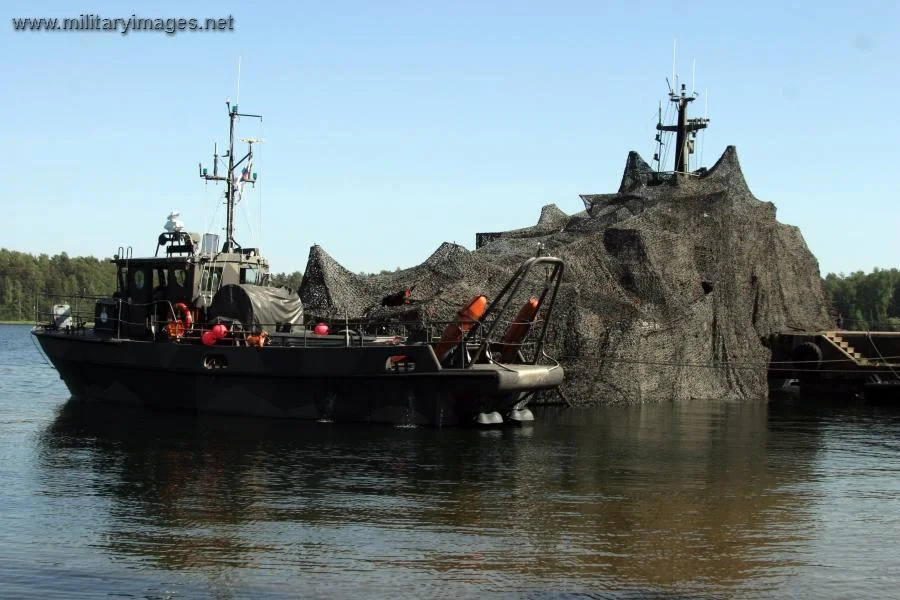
[35,399,829,597]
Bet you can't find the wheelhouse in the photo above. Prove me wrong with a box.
[104,227,269,339]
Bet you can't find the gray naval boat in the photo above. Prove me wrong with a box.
[31,102,565,426]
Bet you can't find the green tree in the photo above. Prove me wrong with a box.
[0,247,116,322]
[824,268,900,331]
[270,271,303,292]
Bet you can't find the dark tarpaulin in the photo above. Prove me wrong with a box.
[208,284,304,333]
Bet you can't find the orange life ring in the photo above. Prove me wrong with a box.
[166,302,194,340]
[434,295,488,360]
[174,302,194,328]
[499,297,539,362]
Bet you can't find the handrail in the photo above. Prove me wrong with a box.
[33,292,488,340]
[465,256,565,366]
[31,259,566,362]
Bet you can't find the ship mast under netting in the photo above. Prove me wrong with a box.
[653,81,709,174]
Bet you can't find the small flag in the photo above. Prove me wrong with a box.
[235,156,253,204]
[240,156,253,182]
[231,180,241,204]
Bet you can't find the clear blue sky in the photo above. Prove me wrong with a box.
[2,0,897,276]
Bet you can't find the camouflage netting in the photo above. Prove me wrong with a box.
[299,147,833,404]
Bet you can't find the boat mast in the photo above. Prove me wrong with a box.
[225,105,237,251]
[199,102,262,252]
[656,83,709,173]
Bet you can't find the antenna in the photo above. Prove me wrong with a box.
[653,100,663,170]
[700,87,709,167]
[236,56,242,106]
[672,39,677,89]
[692,58,696,94]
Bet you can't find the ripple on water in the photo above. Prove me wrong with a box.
[2,325,900,597]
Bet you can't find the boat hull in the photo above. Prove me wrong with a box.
[33,330,563,426]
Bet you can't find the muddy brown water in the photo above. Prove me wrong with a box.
[2,324,899,598]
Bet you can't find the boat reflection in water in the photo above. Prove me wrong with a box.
[35,398,848,598]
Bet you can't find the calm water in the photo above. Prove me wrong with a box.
[2,324,899,598]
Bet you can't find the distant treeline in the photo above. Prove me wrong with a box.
[0,248,116,321]
[823,268,900,331]
[0,248,304,321]
[2,247,897,330]
[269,271,303,292]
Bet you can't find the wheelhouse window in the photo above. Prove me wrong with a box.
[200,267,223,294]
[117,267,128,293]
[240,267,259,285]
[167,266,189,301]
[172,268,187,287]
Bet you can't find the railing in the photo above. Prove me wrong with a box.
[34,293,111,331]
[32,280,561,367]
[624,169,708,189]
[35,293,195,338]
[463,255,565,367]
